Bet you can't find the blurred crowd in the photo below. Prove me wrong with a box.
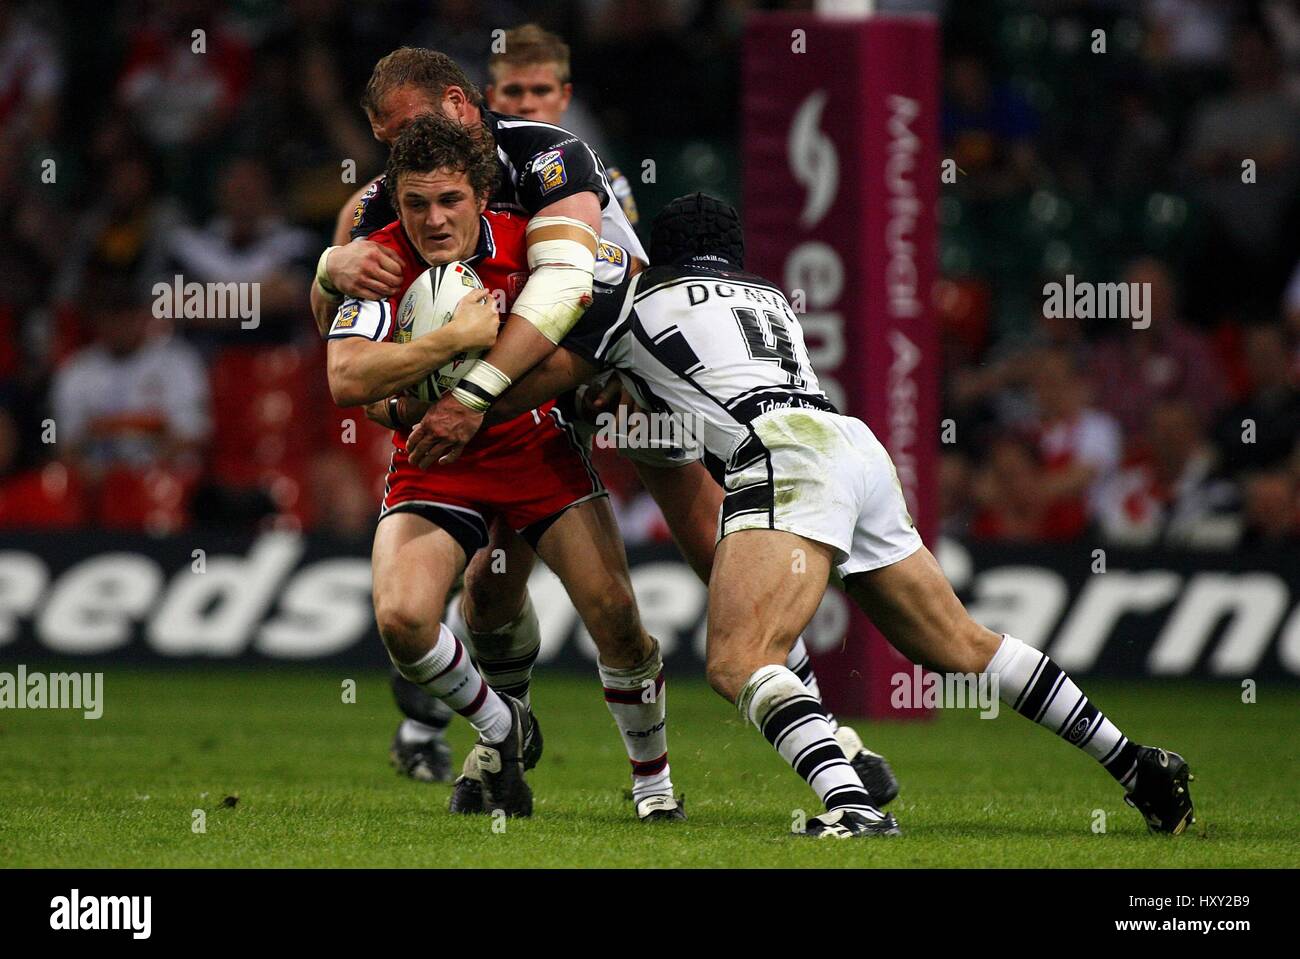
[937,0,1300,548]
[0,0,1296,548]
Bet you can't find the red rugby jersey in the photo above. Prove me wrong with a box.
[325,210,547,454]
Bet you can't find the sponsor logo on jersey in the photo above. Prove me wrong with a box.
[534,149,568,194]
[596,241,625,266]
[352,180,380,228]
[335,301,360,330]
[507,271,528,301]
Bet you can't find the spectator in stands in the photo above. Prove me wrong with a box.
[1097,399,1240,549]
[50,278,210,479]
[1181,20,1300,316]
[948,287,1089,434]
[161,156,315,346]
[1238,469,1300,547]
[1087,257,1228,437]
[970,434,1052,541]
[943,51,1041,200]
[0,2,63,148]
[1144,0,1233,70]
[0,134,65,324]
[234,22,382,232]
[1213,324,1300,475]
[115,0,251,152]
[1027,347,1123,539]
[55,151,182,306]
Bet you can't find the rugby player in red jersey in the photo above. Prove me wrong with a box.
[325,114,681,819]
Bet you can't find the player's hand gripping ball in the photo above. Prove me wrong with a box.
[395,262,495,401]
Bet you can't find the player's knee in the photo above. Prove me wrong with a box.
[374,594,440,662]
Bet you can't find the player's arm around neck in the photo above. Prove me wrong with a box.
[311,184,406,336]
[326,291,498,408]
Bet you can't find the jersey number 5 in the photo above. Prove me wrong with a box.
[732,307,806,389]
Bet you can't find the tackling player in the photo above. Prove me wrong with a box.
[410,194,1197,838]
[325,115,681,819]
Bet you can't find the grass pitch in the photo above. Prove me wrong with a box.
[1,668,1296,868]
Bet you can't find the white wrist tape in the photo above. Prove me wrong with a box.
[513,216,597,344]
[316,246,341,297]
[451,361,512,413]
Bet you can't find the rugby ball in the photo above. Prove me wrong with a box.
[394,261,488,401]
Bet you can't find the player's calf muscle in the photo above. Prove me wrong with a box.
[462,525,534,631]
[537,502,649,667]
[843,548,1000,674]
[705,530,833,701]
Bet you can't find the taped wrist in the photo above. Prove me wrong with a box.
[513,216,597,344]
[316,246,341,298]
[451,361,511,413]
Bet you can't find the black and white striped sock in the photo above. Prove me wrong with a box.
[985,634,1142,788]
[738,664,881,816]
[458,595,541,710]
[785,636,838,731]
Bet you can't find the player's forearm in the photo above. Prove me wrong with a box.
[487,347,596,423]
[448,313,560,413]
[328,330,466,407]
[310,281,340,338]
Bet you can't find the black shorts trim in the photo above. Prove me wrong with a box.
[379,501,490,560]
[517,490,609,549]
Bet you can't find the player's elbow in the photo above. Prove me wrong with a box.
[517,217,598,343]
[326,352,367,408]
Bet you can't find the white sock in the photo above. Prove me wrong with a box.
[397,719,440,744]
[599,639,674,803]
[392,624,512,744]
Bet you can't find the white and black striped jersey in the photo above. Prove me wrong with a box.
[562,257,838,465]
[351,109,646,263]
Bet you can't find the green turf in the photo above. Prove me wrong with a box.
[1,668,1296,868]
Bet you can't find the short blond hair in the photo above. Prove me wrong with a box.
[488,24,571,84]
